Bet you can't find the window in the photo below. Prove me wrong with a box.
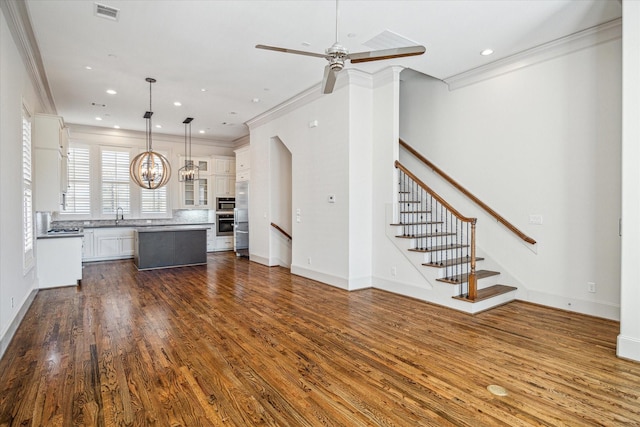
[101,149,130,215]
[141,187,167,214]
[66,145,91,214]
[22,106,34,271]
[140,150,169,215]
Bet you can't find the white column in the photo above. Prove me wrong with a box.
[618,0,640,361]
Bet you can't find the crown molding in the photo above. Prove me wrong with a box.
[444,18,622,91]
[1,0,56,114]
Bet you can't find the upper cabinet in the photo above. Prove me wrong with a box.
[213,156,235,175]
[212,156,236,197]
[234,146,250,182]
[179,156,212,209]
[235,147,250,172]
[33,114,67,212]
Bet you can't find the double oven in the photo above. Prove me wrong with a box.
[215,197,235,236]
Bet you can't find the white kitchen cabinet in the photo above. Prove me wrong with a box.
[234,146,250,183]
[236,170,250,182]
[179,156,211,208]
[214,175,234,197]
[37,236,82,288]
[206,226,215,252]
[235,147,250,172]
[82,229,95,260]
[84,227,135,261]
[181,177,211,208]
[34,114,67,212]
[214,236,233,252]
[213,157,235,175]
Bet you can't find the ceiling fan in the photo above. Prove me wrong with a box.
[256,0,426,94]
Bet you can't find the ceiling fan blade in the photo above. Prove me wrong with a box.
[322,65,338,94]
[348,45,426,64]
[255,44,327,59]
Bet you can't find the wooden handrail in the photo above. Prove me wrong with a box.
[399,139,537,245]
[270,222,292,240]
[395,161,475,223]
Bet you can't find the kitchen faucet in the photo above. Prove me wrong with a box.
[116,207,124,226]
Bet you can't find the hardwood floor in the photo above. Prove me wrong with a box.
[1,252,639,426]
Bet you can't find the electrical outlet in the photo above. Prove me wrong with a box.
[11,297,14,308]
[529,214,543,225]
[391,267,397,277]
[307,257,311,265]
[588,282,596,293]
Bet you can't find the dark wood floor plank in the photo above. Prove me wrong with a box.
[1,253,640,426]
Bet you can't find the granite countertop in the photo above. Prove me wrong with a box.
[37,231,84,240]
[135,226,210,233]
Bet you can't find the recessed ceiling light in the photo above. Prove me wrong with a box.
[481,49,494,56]
[199,130,205,134]
[301,41,311,47]
[106,89,117,95]
[155,124,162,128]
[200,88,207,92]
[347,33,357,38]
[85,66,93,70]
[173,101,182,106]
[252,98,260,103]
[113,125,120,129]
[95,117,103,121]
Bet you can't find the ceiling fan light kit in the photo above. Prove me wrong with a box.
[130,77,172,190]
[256,0,425,94]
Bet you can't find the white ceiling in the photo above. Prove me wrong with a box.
[25,0,621,142]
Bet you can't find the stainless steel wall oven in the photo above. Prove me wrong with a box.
[216,213,234,236]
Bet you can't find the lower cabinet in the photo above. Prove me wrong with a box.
[83,227,135,261]
[206,226,215,252]
[215,236,233,252]
[37,236,83,288]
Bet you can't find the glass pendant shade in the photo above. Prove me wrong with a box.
[178,117,199,182]
[130,77,172,190]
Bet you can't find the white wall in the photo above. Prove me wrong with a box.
[269,136,292,267]
[66,124,235,215]
[0,6,42,357]
[618,0,640,362]
[398,36,622,320]
[249,70,382,290]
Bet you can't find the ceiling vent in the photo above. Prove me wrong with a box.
[363,30,419,50]
[94,3,119,21]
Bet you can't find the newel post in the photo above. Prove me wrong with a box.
[468,219,478,301]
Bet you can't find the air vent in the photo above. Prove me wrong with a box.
[363,30,419,50]
[94,3,119,21]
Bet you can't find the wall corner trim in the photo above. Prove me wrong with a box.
[0,0,56,114]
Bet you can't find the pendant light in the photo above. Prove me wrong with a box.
[130,77,171,189]
[178,117,199,182]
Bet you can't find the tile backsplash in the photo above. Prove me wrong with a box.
[50,209,216,229]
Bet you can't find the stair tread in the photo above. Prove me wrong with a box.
[437,269,500,284]
[452,284,517,303]
[396,232,457,238]
[422,257,485,268]
[408,243,469,253]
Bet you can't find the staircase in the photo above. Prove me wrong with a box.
[390,160,517,313]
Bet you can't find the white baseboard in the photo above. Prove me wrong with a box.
[523,289,620,321]
[0,289,38,360]
[617,335,640,362]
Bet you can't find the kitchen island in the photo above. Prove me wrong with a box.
[134,227,207,270]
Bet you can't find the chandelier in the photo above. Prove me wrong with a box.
[178,117,199,182]
[130,77,171,189]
